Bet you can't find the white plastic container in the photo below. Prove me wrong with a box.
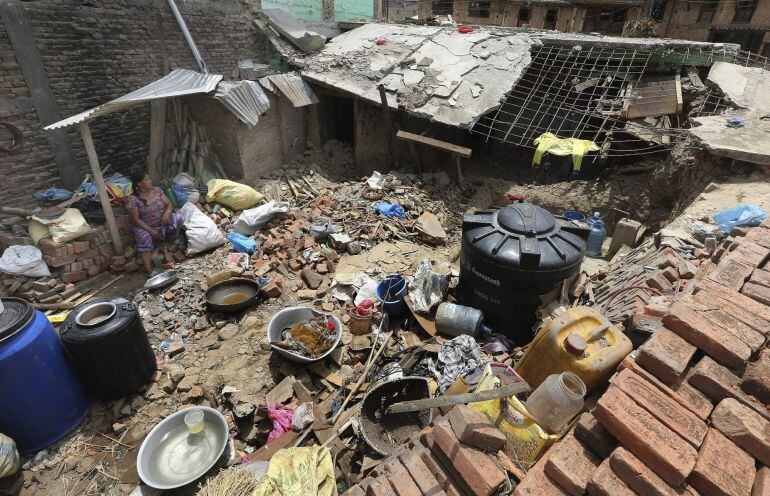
[525,372,586,433]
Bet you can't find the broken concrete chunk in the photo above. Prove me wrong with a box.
[403,69,425,86]
[416,212,447,245]
[263,9,326,53]
[217,323,240,341]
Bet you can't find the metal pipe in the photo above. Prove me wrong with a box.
[167,0,208,74]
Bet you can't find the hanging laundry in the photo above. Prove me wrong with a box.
[532,132,600,172]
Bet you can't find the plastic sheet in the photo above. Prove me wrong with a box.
[253,446,336,496]
[408,259,450,313]
[267,403,295,443]
[226,232,256,254]
[714,204,768,234]
[33,188,72,202]
[374,202,405,218]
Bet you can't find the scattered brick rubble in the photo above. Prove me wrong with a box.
[513,218,770,496]
[342,406,509,496]
[332,218,770,496]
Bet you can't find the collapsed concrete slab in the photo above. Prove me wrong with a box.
[263,8,326,54]
[689,62,770,165]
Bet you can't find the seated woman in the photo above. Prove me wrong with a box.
[126,169,184,275]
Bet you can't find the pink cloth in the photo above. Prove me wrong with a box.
[267,403,295,442]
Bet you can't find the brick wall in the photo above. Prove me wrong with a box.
[0,0,266,208]
[660,0,770,50]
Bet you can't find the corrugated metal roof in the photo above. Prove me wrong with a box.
[45,69,223,130]
[264,73,319,107]
[215,80,271,128]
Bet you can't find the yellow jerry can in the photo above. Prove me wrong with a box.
[515,306,632,394]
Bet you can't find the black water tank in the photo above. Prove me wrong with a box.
[457,203,586,343]
[60,298,156,399]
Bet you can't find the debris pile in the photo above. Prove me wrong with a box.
[515,218,770,496]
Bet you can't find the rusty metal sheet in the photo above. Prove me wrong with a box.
[214,80,271,128]
[264,73,319,107]
[45,69,223,130]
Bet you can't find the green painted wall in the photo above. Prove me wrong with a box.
[334,0,374,21]
[262,0,323,21]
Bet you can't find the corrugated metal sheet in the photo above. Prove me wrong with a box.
[264,73,319,107]
[45,69,223,130]
[215,80,271,128]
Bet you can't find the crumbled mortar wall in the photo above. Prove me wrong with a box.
[0,0,265,208]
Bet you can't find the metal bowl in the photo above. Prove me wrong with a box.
[137,407,229,490]
[205,278,260,313]
[268,306,342,363]
[144,270,179,291]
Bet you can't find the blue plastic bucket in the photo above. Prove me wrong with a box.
[562,211,586,222]
[376,275,408,317]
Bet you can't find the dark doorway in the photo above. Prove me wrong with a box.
[544,8,558,29]
[322,95,355,145]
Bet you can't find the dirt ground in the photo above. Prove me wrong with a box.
[11,139,768,496]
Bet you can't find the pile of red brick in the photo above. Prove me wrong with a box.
[343,405,509,496]
[594,241,699,325]
[516,219,770,496]
[37,214,134,283]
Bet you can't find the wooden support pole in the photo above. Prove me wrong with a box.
[0,0,79,189]
[79,122,124,255]
[147,99,166,183]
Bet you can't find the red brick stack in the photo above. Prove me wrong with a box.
[342,406,509,496]
[516,220,770,496]
[38,214,133,283]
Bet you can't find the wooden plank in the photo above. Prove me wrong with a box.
[385,381,531,414]
[674,74,683,114]
[147,99,166,183]
[396,130,472,158]
[0,0,79,189]
[79,122,124,255]
[454,154,464,185]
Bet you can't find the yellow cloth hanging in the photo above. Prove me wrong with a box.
[253,445,337,496]
[532,132,600,172]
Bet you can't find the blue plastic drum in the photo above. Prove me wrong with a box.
[0,298,89,454]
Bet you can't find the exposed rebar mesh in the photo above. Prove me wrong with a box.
[470,44,768,159]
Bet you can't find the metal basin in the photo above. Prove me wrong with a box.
[144,270,179,291]
[137,407,228,490]
[360,376,432,456]
[268,306,341,363]
[205,278,260,313]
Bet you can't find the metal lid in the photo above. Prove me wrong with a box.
[563,333,587,356]
[0,297,34,342]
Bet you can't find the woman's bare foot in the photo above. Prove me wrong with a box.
[160,242,174,264]
[139,252,152,274]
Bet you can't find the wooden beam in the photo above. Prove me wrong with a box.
[0,0,80,189]
[396,130,472,158]
[79,122,124,255]
[147,99,166,183]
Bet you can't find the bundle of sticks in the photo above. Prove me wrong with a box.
[156,99,227,182]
